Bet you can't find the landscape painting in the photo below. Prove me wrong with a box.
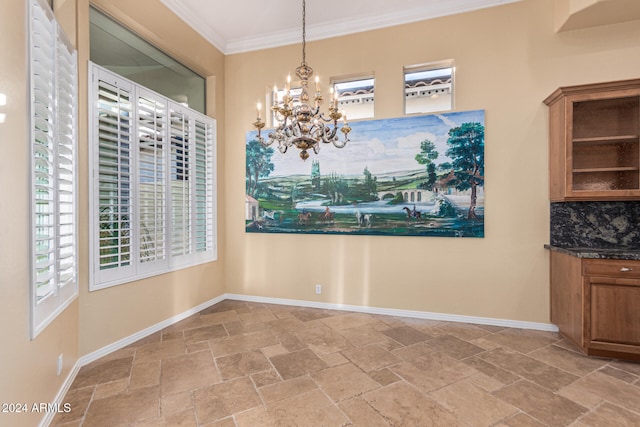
[245,110,485,237]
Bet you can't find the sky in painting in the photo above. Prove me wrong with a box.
[246,109,485,177]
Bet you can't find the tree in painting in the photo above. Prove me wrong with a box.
[445,122,485,219]
[311,160,321,190]
[322,172,348,204]
[414,139,439,190]
[246,139,274,197]
[362,166,378,201]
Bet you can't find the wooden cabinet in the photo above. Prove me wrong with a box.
[544,80,640,201]
[550,251,640,360]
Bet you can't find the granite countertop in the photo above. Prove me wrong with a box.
[545,244,640,260]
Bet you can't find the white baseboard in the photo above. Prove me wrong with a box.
[224,293,559,332]
[38,360,82,427]
[41,292,557,426]
[78,294,227,366]
[39,294,225,427]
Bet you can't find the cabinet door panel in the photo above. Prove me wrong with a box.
[590,282,640,345]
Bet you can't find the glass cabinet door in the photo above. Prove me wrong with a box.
[569,96,640,194]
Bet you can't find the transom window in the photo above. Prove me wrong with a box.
[90,7,206,114]
[404,62,454,114]
[332,77,375,120]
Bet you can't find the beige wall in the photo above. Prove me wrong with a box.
[0,1,225,425]
[0,2,80,426]
[79,0,227,355]
[224,0,640,323]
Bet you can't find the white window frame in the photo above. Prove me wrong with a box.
[331,76,375,120]
[29,0,79,338]
[89,64,217,291]
[404,60,455,115]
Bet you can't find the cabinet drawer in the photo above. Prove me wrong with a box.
[583,259,640,278]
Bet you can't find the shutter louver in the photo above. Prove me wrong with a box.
[138,93,166,265]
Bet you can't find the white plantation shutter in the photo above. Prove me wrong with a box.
[169,107,192,260]
[137,91,166,272]
[193,118,215,257]
[54,24,78,297]
[93,71,134,286]
[90,64,216,290]
[31,0,56,304]
[169,106,217,267]
[30,0,78,337]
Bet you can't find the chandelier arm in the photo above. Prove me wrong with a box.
[316,112,337,124]
[268,132,280,145]
[332,137,348,148]
[259,135,273,147]
[320,125,338,143]
[284,125,295,138]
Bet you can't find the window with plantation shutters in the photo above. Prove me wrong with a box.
[30,0,78,338]
[89,64,216,290]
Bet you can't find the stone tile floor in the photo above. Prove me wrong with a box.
[52,300,640,426]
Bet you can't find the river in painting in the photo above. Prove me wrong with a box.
[247,191,484,237]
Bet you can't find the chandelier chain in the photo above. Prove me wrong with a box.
[302,0,306,65]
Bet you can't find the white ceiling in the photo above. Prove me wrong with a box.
[160,0,522,54]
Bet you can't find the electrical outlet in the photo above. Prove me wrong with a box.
[315,284,322,294]
[57,354,63,376]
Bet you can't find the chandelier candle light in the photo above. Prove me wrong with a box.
[252,0,351,160]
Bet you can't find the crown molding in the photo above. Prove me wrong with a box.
[162,0,521,55]
[160,0,227,53]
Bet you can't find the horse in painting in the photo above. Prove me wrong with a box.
[403,206,422,220]
[297,212,312,226]
[354,210,372,227]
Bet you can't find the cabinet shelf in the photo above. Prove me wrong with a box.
[573,135,639,145]
[573,167,639,173]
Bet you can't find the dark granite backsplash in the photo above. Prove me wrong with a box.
[550,201,640,249]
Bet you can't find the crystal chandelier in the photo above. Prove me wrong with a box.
[252,0,351,160]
